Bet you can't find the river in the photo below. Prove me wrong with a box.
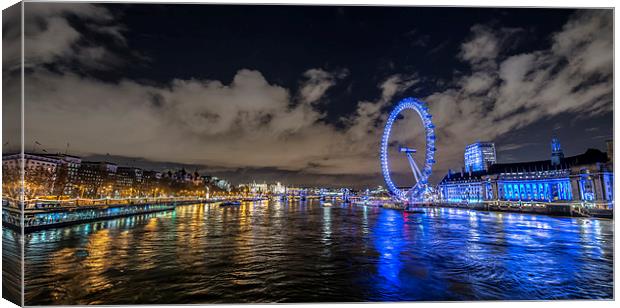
[2,200,613,304]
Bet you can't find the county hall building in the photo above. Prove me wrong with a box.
[439,139,614,209]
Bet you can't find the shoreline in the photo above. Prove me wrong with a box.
[403,203,613,220]
[3,205,176,233]
[2,198,269,233]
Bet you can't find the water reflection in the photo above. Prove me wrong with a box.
[322,206,332,245]
[6,201,613,304]
[373,210,405,300]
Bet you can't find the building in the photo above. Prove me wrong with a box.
[75,161,118,198]
[56,155,82,196]
[214,179,231,191]
[440,139,613,208]
[170,169,193,183]
[2,152,234,199]
[269,182,286,194]
[2,153,62,172]
[2,153,62,198]
[551,137,564,166]
[200,175,231,191]
[439,170,486,203]
[285,187,307,196]
[142,170,163,197]
[77,161,106,198]
[115,167,143,197]
[464,141,496,172]
[238,181,268,194]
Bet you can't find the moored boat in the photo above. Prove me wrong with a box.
[220,201,241,206]
[404,209,425,213]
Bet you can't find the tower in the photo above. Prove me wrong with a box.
[551,137,564,166]
[464,141,496,172]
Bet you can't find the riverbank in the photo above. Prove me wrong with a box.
[409,202,613,219]
[355,198,613,219]
[2,197,272,232]
[3,203,178,233]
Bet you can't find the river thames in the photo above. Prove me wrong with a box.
[3,200,613,304]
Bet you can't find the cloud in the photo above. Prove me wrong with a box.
[425,10,612,179]
[298,68,348,105]
[9,5,613,188]
[552,10,613,77]
[497,143,535,152]
[344,74,419,141]
[20,64,418,184]
[459,72,496,94]
[459,25,523,70]
[1,3,128,72]
[459,25,500,65]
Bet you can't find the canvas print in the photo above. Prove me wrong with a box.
[1,2,614,305]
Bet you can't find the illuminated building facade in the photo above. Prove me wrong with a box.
[2,153,62,172]
[238,181,286,194]
[440,139,613,208]
[115,167,143,196]
[439,170,485,203]
[2,153,63,197]
[495,169,572,202]
[141,170,162,197]
[76,161,117,198]
[464,141,496,172]
[201,176,231,191]
[56,155,82,195]
[551,137,564,166]
[2,152,235,200]
[269,182,286,194]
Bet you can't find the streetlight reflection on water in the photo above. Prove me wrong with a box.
[8,200,614,304]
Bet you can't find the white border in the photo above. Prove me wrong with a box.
[0,1,617,308]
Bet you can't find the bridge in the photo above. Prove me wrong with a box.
[269,188,351,203]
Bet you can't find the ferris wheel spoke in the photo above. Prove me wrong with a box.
[411,156,424,184]
[405,153,419,184]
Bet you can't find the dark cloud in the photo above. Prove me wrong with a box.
[5,4,613,188]
[425,10,612,181]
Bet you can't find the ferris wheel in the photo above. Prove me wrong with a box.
[380,97,436,202]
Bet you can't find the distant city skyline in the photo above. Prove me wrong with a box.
[7,136,611,190]
[2,4,613,188]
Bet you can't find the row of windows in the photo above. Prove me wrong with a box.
[500,181,572,201]
[439,178,611,202]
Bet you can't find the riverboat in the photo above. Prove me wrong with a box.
[220,201,241,206]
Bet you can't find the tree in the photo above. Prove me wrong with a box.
[23,166,56,200]
[52,163,69,198]
[2,163,21,200]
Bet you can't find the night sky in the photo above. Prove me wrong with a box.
[2,3,613,188]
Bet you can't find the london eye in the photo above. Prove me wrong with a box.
[380,97,436,203]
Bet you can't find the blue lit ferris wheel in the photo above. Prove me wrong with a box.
[380,97,436,202]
